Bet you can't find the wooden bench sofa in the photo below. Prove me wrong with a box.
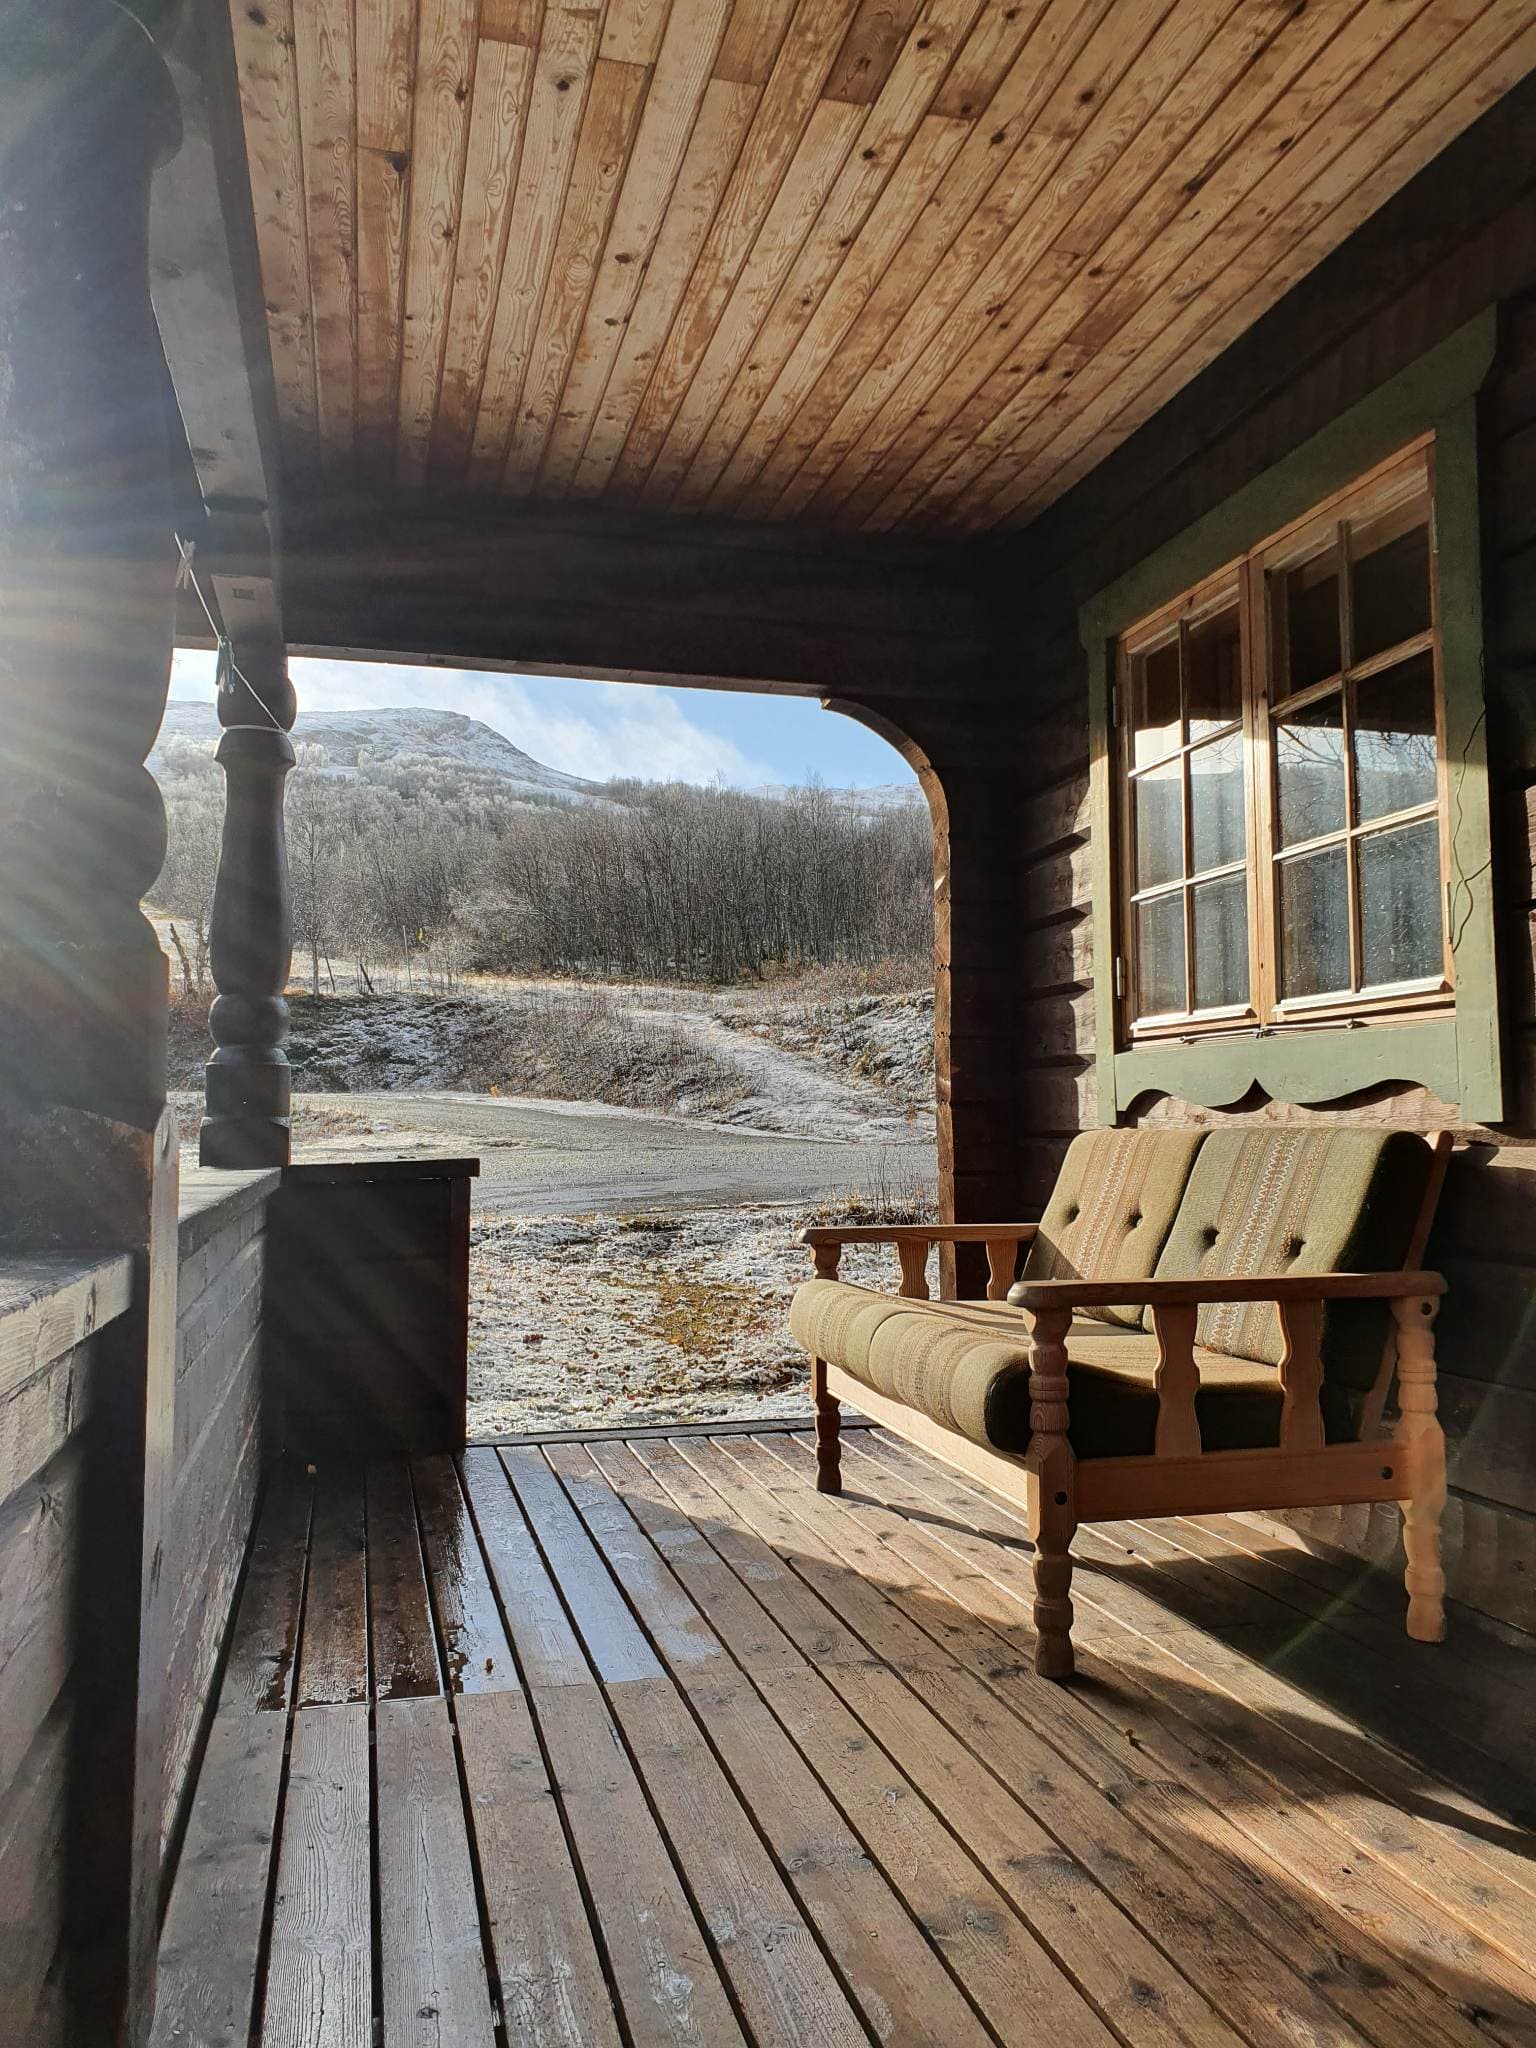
[795,1127,1451,1679]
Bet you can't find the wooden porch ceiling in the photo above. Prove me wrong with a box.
[228,0,1536,536]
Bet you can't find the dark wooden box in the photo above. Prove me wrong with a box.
[262,1158,478,1456]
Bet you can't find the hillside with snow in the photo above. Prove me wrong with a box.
[152,699,921,811]
[151,701,605,804]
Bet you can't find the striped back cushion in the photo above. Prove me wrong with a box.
[1022,1129,1206,1329]
[1152,1129,1436,1388]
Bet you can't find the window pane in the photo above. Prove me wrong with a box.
[1359,819,1442,988]
[1275,692,1346,846]
[1272,547,1340,694]
[1134,760,1183,889]
[1136,892,1186,1016]
[1350,501,1431,664]
[1189,729,1245,874]
[1187,603,1241,738]
[1132,636,1180,767]
[1278,844,1350,999]
[1192,874,1248,1011]
[1353,650,1438,823]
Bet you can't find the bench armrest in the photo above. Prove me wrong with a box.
[1007,1270,1445,1309]
[799,1222,1039,1301]
[798,1223,1040,1246]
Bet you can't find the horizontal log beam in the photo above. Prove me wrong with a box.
[256,496,997,702]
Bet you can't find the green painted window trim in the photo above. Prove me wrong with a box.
[1081,311,1504,1126]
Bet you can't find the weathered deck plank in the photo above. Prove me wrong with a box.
[152,1432,1536,2048]
[375,1696,494,2045]
[296,1468,368,1707]
[365,1461,440,1698]
[149,1715,287,2048]
[261,1704,371,2048]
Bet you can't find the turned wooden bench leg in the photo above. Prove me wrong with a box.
[812,1358,842,1494]
[1394,1293,1447,1643]
[1026,1306,1076,1679]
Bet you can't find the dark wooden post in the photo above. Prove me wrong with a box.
[0,4,182,1144]
[200,628,297,1167]
[0,7,185,2044]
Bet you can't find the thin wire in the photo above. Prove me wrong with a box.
[101,0,158,52]
[176,537,286,733]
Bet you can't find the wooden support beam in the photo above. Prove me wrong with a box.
[0,11,185,2046]
[147,5,300,1169]
[151,0,286,641]
[276,493,997,701]
[0,1,182,1138]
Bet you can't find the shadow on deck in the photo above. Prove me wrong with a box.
[151,1424,1536,2047]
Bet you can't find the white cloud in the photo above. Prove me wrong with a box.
[169,649,773,787]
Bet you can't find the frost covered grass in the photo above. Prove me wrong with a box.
[716,981,934,1116]
[467,1205,901,1436]
[170,985,751,1119]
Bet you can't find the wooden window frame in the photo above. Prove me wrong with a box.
[1114,443,1452,1042]
[1081,313,1504,1125]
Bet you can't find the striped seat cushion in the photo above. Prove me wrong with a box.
[1151,1128,1436,1391]
[1018,1128,1205,1328]
[787,1286,1336,1456]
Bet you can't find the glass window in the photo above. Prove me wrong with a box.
[1117,445,1448,1036]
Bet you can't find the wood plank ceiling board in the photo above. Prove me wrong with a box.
[225,0,1536,529]
[501,55,652,490]
[984,0,1536,527]
[640,92,868,501]
[662,0,989,508]
[903,0,1414,529]
[292,0,359,474]
[229,0,319,476]
[466,0,607,482]
[604,0,868,495]
[860,0,1339,530]
[804,0,1198,524]
[536,0,738,495]
[429,34,538,478]
[939,0,1474,528]
[567,72,764,495]
[701,104,976,510]
[395,0,483,483]
[355,0,418,481]
[740,0,1130,518]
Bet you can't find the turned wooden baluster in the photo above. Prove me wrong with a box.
[1393,1292,1447,1643]
[1150,1303,1201,1457]
[1025,1304,1076,1679]
[200,630,297,1166]
[808,1239,842,1491]
[985,1238,1018,1301]
[1276,1297,1325,1453]
[897,1238,931,1299]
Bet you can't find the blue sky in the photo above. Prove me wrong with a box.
[169,648,915,791]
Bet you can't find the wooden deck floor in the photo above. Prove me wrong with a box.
[151,1425,1536,2048]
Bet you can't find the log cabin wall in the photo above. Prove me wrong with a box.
[154,1170,278,1861]
[997,78,1536,1636]
[0,1254,134,2042]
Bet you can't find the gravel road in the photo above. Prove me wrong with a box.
[283,1089,935,1217]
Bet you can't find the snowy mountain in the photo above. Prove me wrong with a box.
[152,700,922,810]
[151,701,605,804]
